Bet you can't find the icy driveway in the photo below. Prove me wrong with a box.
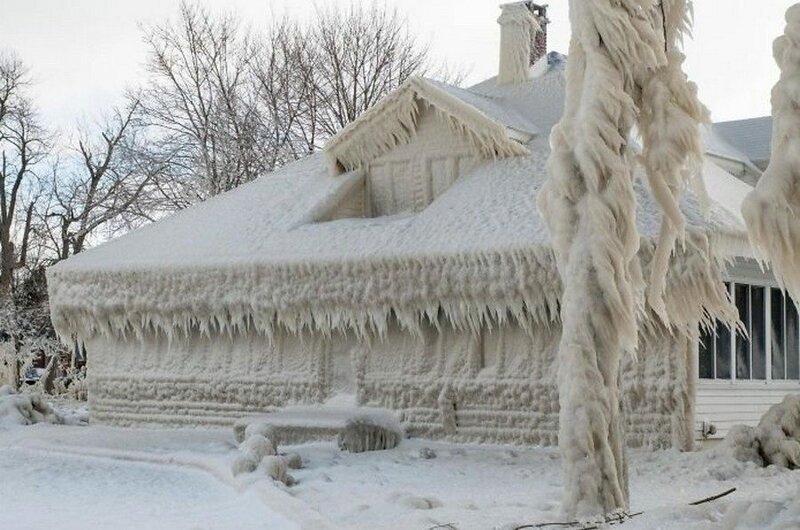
[0,448,299,530]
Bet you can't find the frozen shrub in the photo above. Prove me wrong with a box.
[232,454,258,476]
[283,452,303,470]
[240,434,276,461]
[338,418,401,453]
[725,395,800,468]
[262,455,289,484]
[0,392,63,427]
[723,425,763,467]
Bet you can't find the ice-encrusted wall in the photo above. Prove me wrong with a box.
[365,102,482,217]
[358,320,694,450]
[87,318,694,450]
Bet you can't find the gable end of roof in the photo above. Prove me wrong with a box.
[323,77,533,175]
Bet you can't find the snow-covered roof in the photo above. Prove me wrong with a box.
[47,54,750,342]
[713,117,773,165]
[323,76,535,173]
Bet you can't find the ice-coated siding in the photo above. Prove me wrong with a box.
[87,319,694,450]
[365,103,482,217]
[694,259,800,440]
[695,382,800,439]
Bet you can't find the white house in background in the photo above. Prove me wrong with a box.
[696,113,798,441]
[46,2,782,447]
[714,116,773,172]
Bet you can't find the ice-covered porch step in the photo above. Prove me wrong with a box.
[233,405,403,453]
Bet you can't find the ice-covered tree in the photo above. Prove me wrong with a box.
[742,4,800,300]
[538,0,705,517]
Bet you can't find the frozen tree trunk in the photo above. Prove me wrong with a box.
[742,4,800,300]
[539,25,640,516]
[539,0,702,517]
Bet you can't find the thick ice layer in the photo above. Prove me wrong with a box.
[47,148,744,345]
[538,0,712,518]
[724,394,800,468]
[742,4,800,300]
[0,392,63,427]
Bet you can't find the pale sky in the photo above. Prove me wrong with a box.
[0,0,794,132]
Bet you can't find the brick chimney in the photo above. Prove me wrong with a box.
[530,3,549,65]
[497,2,548,86]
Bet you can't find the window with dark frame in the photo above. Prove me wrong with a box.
[698,281,800,382]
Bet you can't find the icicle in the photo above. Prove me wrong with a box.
[639,0,709,321]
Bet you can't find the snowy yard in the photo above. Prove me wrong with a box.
[2,411,800,530]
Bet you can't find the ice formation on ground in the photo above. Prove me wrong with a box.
[724,394,800,468]
[232,431,296,484]
[4,409,800,530]
[338,417,402,453]
[742,4,800,301]
[233,406,402,454]
[538,0,706,517]
[0,390,63,427]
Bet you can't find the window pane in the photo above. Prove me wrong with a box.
[752,286,766,380]
[699,325,715,379]
[716,320,732,380]
[771,288,786,380]
[735,284,751,380]
[788,294,800,379]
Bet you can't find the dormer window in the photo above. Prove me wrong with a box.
[319,77,537,220]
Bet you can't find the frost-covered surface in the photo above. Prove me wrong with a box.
[496,2,540,86]
[47,55,748,345]
[742,4,800,300]
[536,0,707,517]
[233,406,402,451]
[3,421,800,530]
[0,427,304,529]
[323,75,532,174]
[84,315,695,451]
[724,394,800,468]
[0,391,63,427]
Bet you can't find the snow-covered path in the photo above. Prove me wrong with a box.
[3,422,800,529]
[0,447,297,530]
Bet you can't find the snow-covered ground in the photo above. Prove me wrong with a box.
[2,414,800,529]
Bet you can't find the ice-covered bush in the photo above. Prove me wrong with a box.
[0,391,63,427]
[231,429,298,485]
[725,394,800,468]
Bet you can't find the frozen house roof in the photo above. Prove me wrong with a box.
[713,116,773,166]
[47,55,750,342]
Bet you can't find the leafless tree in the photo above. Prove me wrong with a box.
[39,101,163,261]
[309,4,437,137]
[0,52,47,303]
[250,17,320,169]
[132,1,263,205]
[134,2,458,210]
[251,4,459,162]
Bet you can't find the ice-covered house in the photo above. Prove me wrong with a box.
[46,3,782,448]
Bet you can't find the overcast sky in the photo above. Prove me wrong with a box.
[0,0,794,132]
